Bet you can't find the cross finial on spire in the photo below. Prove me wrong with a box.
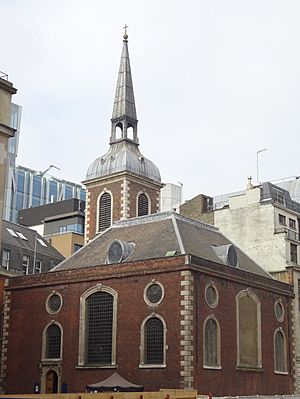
[123,24,128,41]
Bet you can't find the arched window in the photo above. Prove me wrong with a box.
[98,192,112,232]
[203,317,220,368]
[140,315,166,366]
[78,285,117,367]
[274,329,287,373]
[236,290,261,368]
[137,193,149,216]
[43,323,62,360]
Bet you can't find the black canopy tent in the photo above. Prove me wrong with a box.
[86,372,144,392]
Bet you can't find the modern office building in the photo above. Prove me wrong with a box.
[4,163,86,223]
[3,102,86,223]
[18,198,85,257]
[0,75,17,244]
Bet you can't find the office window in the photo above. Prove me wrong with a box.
[74,244,83,253]
[274,188,285,205]
[2,249,10,269]
[290,244,298,264]
[289,218,296,230]
[35,259,42,273]
[64,185,73,200]
[279,214,286,226]
[22,255,30,275]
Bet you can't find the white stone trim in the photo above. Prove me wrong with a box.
[96,189,113,233]
[41,321,63,361]
[236,289,262,368]
[78,284,118,367]
[203,315,221,369]
[180,271,194,389]
[136,190,151,217]
[274,327,288,374]
[121,179,130,219]
[139,313,167,367]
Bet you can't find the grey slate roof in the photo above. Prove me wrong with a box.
[2,220,64,260]
[53,212,271,279]
[112,38,137,121]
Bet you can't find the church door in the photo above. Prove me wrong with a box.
[45,370,58,393]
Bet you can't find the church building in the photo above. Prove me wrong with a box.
[83,28,162,243]
[0,32,295,397]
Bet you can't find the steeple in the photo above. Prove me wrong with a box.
[110,26,139,145]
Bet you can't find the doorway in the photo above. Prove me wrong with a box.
[45,370,58,393]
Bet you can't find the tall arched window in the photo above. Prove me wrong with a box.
[274,329,287,373]
[98,192,112,232]
[78,285,118,367]
[236,290,261,368]
[140,315,166,366]
[137,193,149,216]
[86,292,113,364]
[43,323,62,360]
[203,317,220,368]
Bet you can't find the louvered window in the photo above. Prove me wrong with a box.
[274,329,287,372]
[138,193,149,216]
[204,318,220,367]
[144,317,164,364]
[98,192,112,231]
[86,292,113,365]
[45,324,61,359]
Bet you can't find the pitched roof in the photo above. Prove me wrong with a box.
[53,212,271,278]
[2,220,64,261]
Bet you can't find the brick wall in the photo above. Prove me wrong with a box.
[3,257,294,395]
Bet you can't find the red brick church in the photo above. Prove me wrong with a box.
[1,32,295,396]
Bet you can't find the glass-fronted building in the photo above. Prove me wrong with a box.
[4,103,86,223]
[6,165,86,223]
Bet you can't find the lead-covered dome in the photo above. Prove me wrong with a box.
[86,141,161,183]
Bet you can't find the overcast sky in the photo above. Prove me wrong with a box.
[1,0,300,201]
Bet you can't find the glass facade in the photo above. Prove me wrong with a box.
[4,103,86,222]
[5,165,86,223]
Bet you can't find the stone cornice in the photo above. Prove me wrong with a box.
[0,122,16,138]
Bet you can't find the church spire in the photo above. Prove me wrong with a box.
[110,26,139,145]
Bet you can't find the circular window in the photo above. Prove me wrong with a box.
[275,300,284,322]
[144,282,164,306]
[46,293,62,314]
[205,284,218,308]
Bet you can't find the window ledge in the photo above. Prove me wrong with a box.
[40,359,63,365]
[274,370,288,375]
[236,365,263,372]
[76,364,117,369]
[203,365,222,370]
[139,364,166,369]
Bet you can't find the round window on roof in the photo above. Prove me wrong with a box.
[46,292,63,314]
[205,284,218,309]
[144,282,164,306]
[275,300,284,322]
